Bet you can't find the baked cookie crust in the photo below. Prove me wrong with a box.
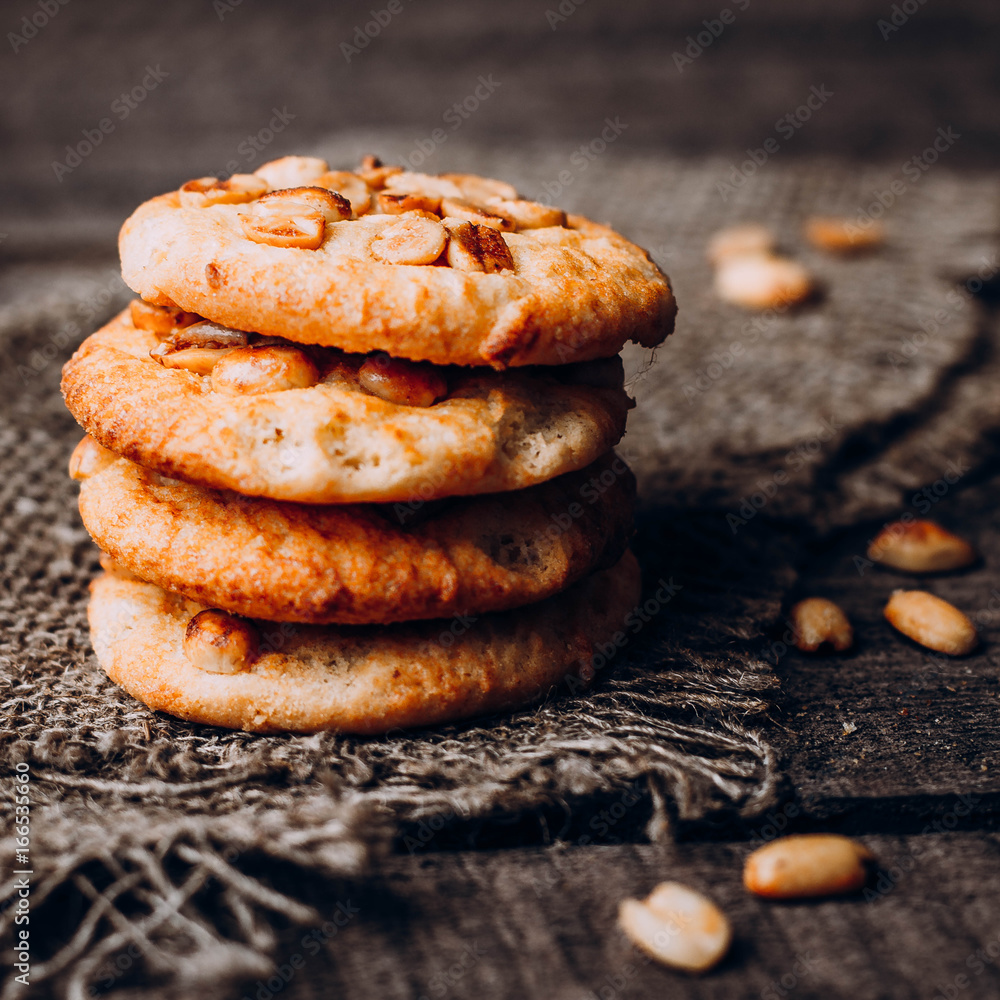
[118,163,676,368]
[62,309,632,503]
[76,444,635,624]
[88,551,642,734]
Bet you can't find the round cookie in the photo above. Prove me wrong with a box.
[87,551,642,734]
[118,158,676,368]
[74,440,635,624]
[61,308,633,504]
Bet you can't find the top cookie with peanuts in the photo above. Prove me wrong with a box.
[118,156,676,368]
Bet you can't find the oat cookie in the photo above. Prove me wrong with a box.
[74,440,635,623]
[119,157,676,368]
[87,551,642,734]
[62,309,632,503]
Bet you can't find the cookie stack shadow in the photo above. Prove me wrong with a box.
[60,155,675,734]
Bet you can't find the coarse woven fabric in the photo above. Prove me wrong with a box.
[1,146,998,999]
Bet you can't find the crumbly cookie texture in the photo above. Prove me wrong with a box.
[87,551,642,734]
[61,309,632,503]
[118,157,676,368]
[75,445,635,624]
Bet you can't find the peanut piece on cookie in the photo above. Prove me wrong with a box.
[254,155,329,190]
[440,197,515,232]
[371,217,448,265]
[484,197,566,230]
[152,345,237,376]
[69,435,116,480]
[184,609,259,674]
[169,320,250,350]
[241,196,328,250]
[258,187,352,224]
[443,220,514,273]
[357,155,404,189]
[130,300,202,335]
[179,174,268,208]
[211,345,320,394]
[315,171,373,217]
[383,171,464,200]
[377,191,442,216]
[441,172,519,202]
[358,354,448,407]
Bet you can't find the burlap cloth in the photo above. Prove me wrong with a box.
[1,141,997,998]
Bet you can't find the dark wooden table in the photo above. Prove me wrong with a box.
[3,2,1000,997]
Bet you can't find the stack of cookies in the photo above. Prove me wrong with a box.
[61,155,675,734]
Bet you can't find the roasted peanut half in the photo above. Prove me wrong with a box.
[258,186,352,224]
[714,254,813,310]
[884,589,978,656]
[315,170,373,216]
[169,320,250,350]
[383,171,464,200]
[253,155,329,190]
[151,344,236,376]
[371,217,447,265]
[707,223,776,266]
[441,172,519,202]
[179,174,268,208]
[618,882,731,973]
[358,354,448,407]
[443,220,514,273]
[744,835,874,899]
[790,598,853,652]
[868,519,976,573]
[377,191,442,216]
[211,345,320,394]
[439,197,514,232]
[130,299,202,335]
[484,197,566,230]
[241,199,327,250]
[357,155,404,189]
[805,216,884,253]
[184,609,259,674]
[69,435,116,480]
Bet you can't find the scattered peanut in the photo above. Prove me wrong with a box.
[210,345,320,394]
[183,609,259,674]
[253,155,329,190]
[129,300,202,335]
[358,354,448,407]
[315,170,373,216]
[443,220,514,273]
[178,174,268,208]
[868,519,976,573]
[68,435,115,480]
[706,224,775,266]
[714,254,813,310]
[439,197,514,232]
[151,344,236,376]
[805,216,884,253]
[884,589,978,656]
[790,598,853,653]
[370,217,447,265]
[483,197,566,230]
[744,835,874,899]
[618,882,731,973]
